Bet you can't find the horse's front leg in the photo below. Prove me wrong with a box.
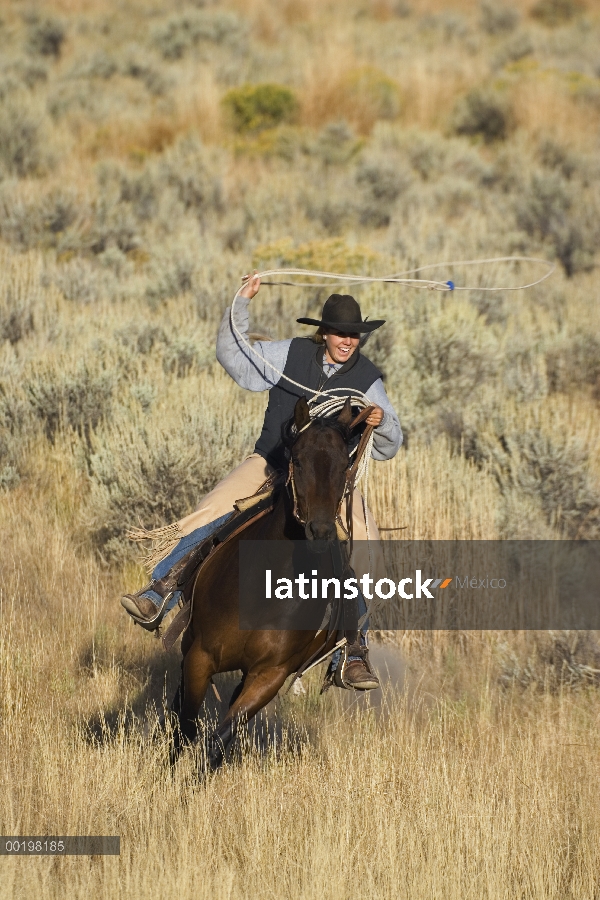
[170,642,214,768]
[166,669,188,768]
[205,665,289,771]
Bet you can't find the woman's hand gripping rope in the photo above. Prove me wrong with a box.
[240,270,261,299]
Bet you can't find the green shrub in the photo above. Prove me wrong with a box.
[153,11,245,60]
[119,171,159,222]
[24,363,117,442]
[159,138,223,215]
[0,297,34,345]
[452,89,510,143]
[27,17,65,59]
[512,431,600,538]
[0,59,47,99]
[357,157,410,204]
[222,83,298,133]
[162,338,202,378]
[345,67,401,122]
[0,183,82,250]
[459,420,600,539]
[0,99,47,178]
[516,172,598,276]
[421,12,468,40]
[86,413,227,562]
[153,18,190,60]
[531,0,585,26]
[145,258,194,305]
[53,258,101,304]
[69,51,117,81]
[0,252,41,344]
[0,388,32,491]
[115,323,168,355]
[480,1,519,34]
[0,461,20,491]
[546,332,600,396]
[122,49,168,95]
[355,155,412,225]
[88,195,140,255]
[0,419,21,490]
[538,139,578,178]
[407,305,499,406]
[306,197,355,235]
[494,31,534,67]
[313,121,360,166]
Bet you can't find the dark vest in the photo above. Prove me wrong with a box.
[254,338,383,471]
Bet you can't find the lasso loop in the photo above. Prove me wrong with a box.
[243,256,555,292]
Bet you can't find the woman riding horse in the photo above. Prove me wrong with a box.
[122,273,403,689]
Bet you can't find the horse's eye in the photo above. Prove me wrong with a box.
[293,458,302,470]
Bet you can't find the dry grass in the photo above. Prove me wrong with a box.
[510,71,600,148]
[369,438,500,540]
[400,63,481,131]
[76,77,224,160]
[1,0,600,895]
[2,477,600,899]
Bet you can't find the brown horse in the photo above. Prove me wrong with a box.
[168,396,365,772]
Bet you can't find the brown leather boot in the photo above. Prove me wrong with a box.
[121,582,170,630]
[336,643,380,691]
[343,657,380,690]
[120,543,204,630]
[121,590,161,622]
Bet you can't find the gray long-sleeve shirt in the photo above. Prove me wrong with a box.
[216,297,403,460]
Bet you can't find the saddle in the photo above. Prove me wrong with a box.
[159,474,283,651]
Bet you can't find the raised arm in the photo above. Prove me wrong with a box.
[216,273,292,391]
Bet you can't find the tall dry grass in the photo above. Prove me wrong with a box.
[3,529,600,899]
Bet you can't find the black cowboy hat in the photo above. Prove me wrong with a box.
[297,294,385,334]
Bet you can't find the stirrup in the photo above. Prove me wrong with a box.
[320,643,354,693]
[122,590,173,632]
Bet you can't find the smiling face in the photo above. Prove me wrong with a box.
[323,329,360,365]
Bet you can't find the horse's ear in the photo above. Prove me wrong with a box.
[294,397,311,433]
[337,397,353,427]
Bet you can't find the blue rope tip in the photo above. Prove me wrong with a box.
[446,280,455,291]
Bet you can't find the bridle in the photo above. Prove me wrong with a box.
[286,406,375,554]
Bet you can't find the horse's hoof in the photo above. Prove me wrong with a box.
[205,737,226,772]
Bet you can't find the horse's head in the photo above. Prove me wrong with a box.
[286,396,357,544]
